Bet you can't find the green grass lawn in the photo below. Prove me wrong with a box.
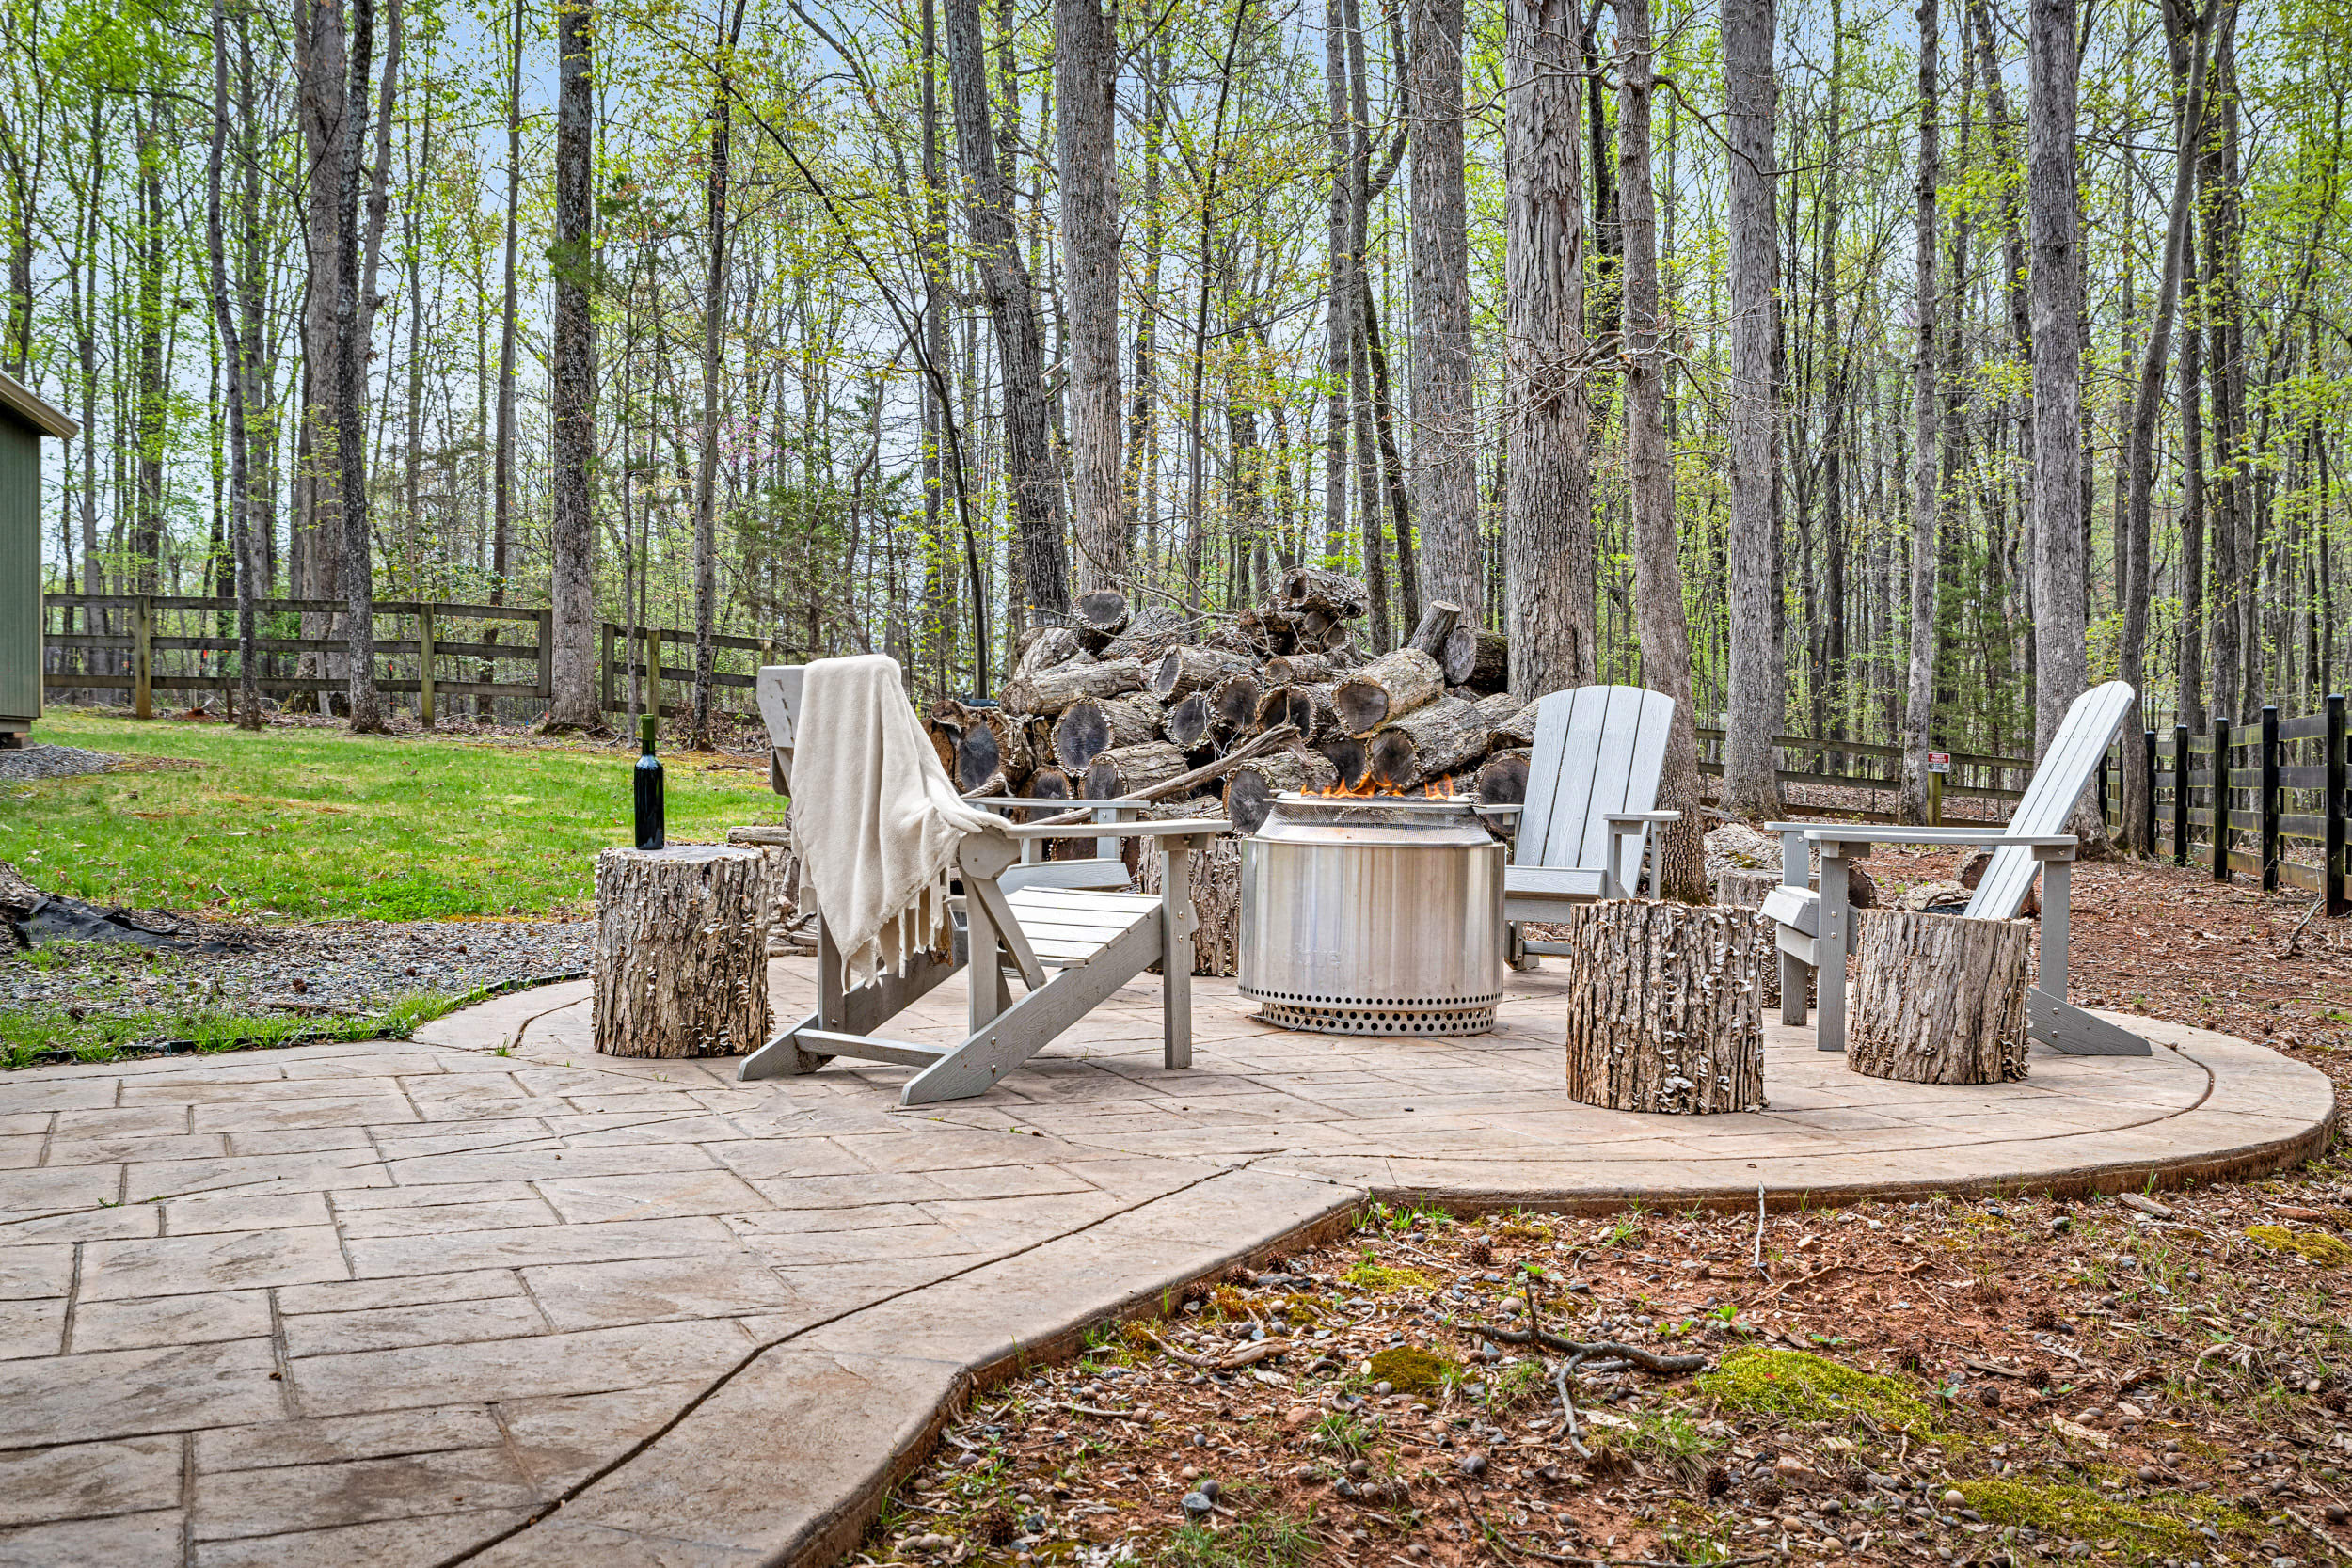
[6,712,786,921]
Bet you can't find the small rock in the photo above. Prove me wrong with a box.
[1460,1454,1488,1478]
[1347,1459,1371,1479]
[1180,1491,1213,1519]
[1200,1480,1221,1501]
[1943,1489,1965,1510]
[2049,1215,2073,1235]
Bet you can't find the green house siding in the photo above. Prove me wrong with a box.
[0,417,37,727]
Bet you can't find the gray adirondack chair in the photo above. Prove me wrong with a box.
[741,665,1221,1105]
[1762,678,2145,1057]
[1504,685,1682,956]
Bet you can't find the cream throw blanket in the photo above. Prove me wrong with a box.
[788,655,1009,990]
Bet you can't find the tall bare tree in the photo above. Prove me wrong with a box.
[944,0,1068,623]
[1409,0,1475,619]
[1322,0,1350,568]
[1899,0,1940,822]
[691,0,746,748]
[2119,0,2219,850]
[203,0,259,731]
[293,0,347,701]
[548,0,599,730]
[1502,0,1595,696]
[1057,0,1123,594]
[2027,0,2100,849]
[335,0,384,731]
[485,0,522,720]
[1720,0,1783,819]
[1615,0,1705,901]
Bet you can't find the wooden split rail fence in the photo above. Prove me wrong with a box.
[40,593,788,724]
[2108,694,2350,914]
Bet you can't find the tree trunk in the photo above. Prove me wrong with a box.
[691,4,744,749]
[1615,0,1707,902]
[1720,0,1783,821]
[548,0,599,731]
[335,0,384,733]
[1559,902,1767,1114]
[1057,0,1124,593]
[592,847,772,1058]
[945,0,1069,619]
[1334,647,1445,736]
[1899,0,1941,824]
[2027,0,2098,848]
[1408,0,1479,618]
[1848,911,2030,1085]
[1323,0,1352,568]
[2122,0,2218,850]
[293,0,347,705]
[203,0,261,732]
[489,0,522,720]
[1502,0,1597,699]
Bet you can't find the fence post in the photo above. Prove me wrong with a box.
[644,627,661,719]
[2211,718,2231,881]
[2171,723,2190,865]
[535,609,554,700]
[2327,693,2348,917]
[1925,765,1943,827]
[600,623,614,714]
[2260,705,2281,891]
[133,594,152,720]
[419,605,437,728]
[2139,729,2157,856]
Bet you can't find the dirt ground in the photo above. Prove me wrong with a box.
[861,854,2352,1568]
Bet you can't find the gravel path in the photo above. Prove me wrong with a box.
[0,916,590,1020]
[0,743,118,783]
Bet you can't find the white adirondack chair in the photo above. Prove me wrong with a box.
[1504,685,1683,956]
[740,664,1221,1105]
[1762,679,2145,1057]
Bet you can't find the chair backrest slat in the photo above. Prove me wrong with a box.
[1963,680,2137,918]
[1516,685,1677,875]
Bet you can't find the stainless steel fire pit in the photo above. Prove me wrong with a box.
[1238,793,1505,1036]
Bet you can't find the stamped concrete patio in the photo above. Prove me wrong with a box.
[0,959,2331,1567]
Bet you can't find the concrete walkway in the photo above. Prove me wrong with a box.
[0,961,2330,1567]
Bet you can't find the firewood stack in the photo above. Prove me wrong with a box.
[921,571,1522,818]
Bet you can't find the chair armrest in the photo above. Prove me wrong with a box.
[1800,826,2076,850]
[997,818,1226,840]
[1603,811,1679,826]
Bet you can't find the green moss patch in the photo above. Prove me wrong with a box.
[1958,1479,2236,1564]
[2247,1224,2352,1267]
[1694,1346,1942,1436]
[1343,1259,1434,1293]
[1366,1346,1458,1393]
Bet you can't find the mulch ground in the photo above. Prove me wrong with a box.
[862,853,2352,1568]
[867,1170,2352,1568]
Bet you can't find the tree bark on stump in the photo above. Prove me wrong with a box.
[1847,910,2030,1085]
[1711,872,1788,1009]
[1263,651,1337,687]
[1004,655,1144,714]
[593,845,771,1058]
[1558,901,1767,1114]
[1279,564,1370,617]
[1129,805,1244,975]
[1083,739,1194,799]
[725,825,807,955]
[1052,691,1161,771]
[1334,647,1444,736]
[1152,644,1253,700]
[1368,695,1491,789]
[1226,748,1341,833]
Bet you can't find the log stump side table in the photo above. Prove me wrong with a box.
[1846,910,2030,1085]
[593,845,772,1058]
[1560,901,1769,1114]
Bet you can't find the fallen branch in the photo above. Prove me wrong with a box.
[1458,1323,1708,1375]
[1740,1260,1848,1307]
[1028,723,1303,827]
[1138,1329,1285,1371]
[2277,897,2325,960]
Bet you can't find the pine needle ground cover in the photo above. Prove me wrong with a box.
[7,711,781,921]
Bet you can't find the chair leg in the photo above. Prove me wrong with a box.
[1161,845,1194,1070]
[1816,845,1851,1054]
[1779,952,1809,1026]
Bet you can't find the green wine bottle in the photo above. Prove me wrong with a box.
[633,714,666,850]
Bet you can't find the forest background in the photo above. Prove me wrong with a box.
[11,0,2345,860]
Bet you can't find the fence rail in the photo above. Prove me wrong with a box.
[2106,694,2349,914]
[40,594,790,725]
[1693,726,2031,822]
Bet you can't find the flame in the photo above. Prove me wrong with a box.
[1298,775,1465,801]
